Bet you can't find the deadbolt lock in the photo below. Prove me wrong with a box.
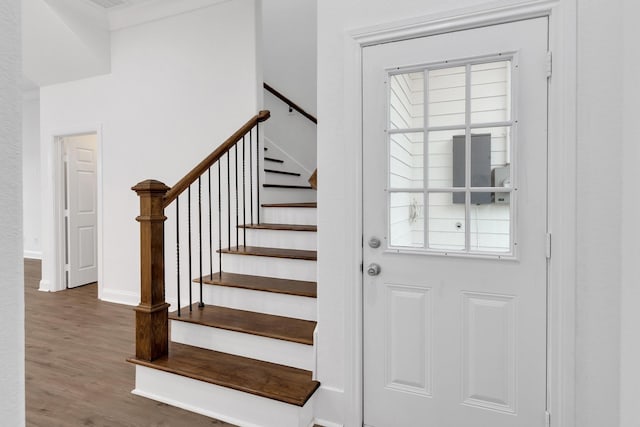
[368,237,381,249]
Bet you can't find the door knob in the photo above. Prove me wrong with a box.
[368,237,381,249]
[367,263,381,276]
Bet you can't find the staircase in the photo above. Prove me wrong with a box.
[261,144,316,204]
[127,111,321,427]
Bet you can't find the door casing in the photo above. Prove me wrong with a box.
[339,1,577,427]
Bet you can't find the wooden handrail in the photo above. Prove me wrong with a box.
[263,83,317,125]
[163,110,271,207]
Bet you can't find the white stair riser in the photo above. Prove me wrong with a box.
[261,187,317,204]
[245,228,317,250]
[262,207,317,226]
[196,283,317,321]
[133,366,315,427]
[171,320,313,370]
[223,254,316,282]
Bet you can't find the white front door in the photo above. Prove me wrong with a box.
[363,18,548,427]
[65,134,98,288]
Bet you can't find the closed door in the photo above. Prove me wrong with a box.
[65,134,98,288]
[363,18,548,427]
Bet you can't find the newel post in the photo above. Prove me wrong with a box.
[132,179,171,361]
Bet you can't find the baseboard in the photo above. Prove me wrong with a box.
[38,279,51,292]
[314,386,346,427]
[100,288,139,306]
[24,250,42,260]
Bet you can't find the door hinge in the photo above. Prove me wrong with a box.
[360,262,364,272]
[546,233,552,259]
[546,51,552,78]
[545,410,551,427]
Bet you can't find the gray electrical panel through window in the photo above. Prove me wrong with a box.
[452,134,492,204]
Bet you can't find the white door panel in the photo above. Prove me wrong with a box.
[363,18,548,427]
[66,134,98,288]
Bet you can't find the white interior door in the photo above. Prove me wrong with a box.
[65,134,98,288]
[363,18,549,427]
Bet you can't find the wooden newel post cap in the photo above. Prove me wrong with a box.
[132,179,170,195]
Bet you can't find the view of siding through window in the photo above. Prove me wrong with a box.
[388,61,512,253]
[389,72,424,247]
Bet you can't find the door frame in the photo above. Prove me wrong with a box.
[41,124,104,298]
[347,1,577,426]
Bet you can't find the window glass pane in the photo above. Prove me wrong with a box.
[471,61,511,124]
[390,72,424,130]
[428,66,466,127]
[469,133,492,189]
[470,193,511,253]
[390,132,424,188]
[390,192,424,248]
[428,129,466,189]
[471,127,511,188]
[428,192,465,251]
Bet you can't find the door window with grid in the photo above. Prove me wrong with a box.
[387,57,516,256]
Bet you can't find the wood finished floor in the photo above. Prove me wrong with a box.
[25,259,235,427]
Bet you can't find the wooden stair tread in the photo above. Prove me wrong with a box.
[218,246,317,261]
[238,223,317,232]
[263,184,313,189]
[195,272,317,298]
[262,202,317,208]
[264,169,301,176]
[128,342,319,406]
[169,304,315,345]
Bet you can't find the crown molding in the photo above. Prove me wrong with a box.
[350,0,557,46]
[108,0,232,31]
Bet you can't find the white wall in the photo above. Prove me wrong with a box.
[261,0,317,182]
[39,0,260,304]
[575,0,623,426]
[619,0,640,426]
[0,0,26,423]
[262,0,316,116]
[262,92,317,174]
[23,93,41,258]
